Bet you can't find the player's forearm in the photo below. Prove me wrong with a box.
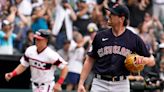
[144,55,155,67]
[79,56,94,85]
[59,66,68,79]
[57,66,68,85]
[13,64,27,75]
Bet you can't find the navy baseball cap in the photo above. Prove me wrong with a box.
[34,29,51,40]
[105,4,130,19]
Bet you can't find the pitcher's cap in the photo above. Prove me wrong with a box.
[105,4,130,19]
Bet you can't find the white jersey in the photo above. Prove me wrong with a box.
[68,47,85,74]
[68,40,85,74]
[20,45,67,83]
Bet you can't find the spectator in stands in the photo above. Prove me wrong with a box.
[31,0,44,8]
[158,43,164,91]
[22,30,34,53]
[57,40,71,62]
[31,5,49,33]
[7,5,31,52]
[0,0,11,20]
[74,0,91,36]
[92,0,117,30]
[159,59,164,81]
[142,12,163,42]
[16,0,32,16]
[153,0,164,26]
[0,0,5,12]
[13,0,32,30]
[127,0,152,27]
[138,22,157,54]
[155,33,164,71]
[0,19,17,55]
[66,32,85,92]
[52,0,77,50]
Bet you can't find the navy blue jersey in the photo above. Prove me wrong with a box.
[88,28,150,76]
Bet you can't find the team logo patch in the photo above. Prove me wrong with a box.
[102,38,108,41]
[29,59,52,70]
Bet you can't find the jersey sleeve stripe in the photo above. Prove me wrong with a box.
[24,55,29,62]
[53,59,62,66]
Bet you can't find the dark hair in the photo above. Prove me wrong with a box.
[62,0,68,3]
[64,40,71,45]
[123,18,128,26]
[26,30,33,36]
[2,23,6,28]
[97,0,104,5]
[2,21,11,28]
[83,41,90,50]
[78,0,86,3]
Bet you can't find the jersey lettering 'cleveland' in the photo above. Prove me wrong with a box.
[88,28,150,76]
[97,45,131,57]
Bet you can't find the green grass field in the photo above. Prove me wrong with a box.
[0,89,32,92]
[0,89,77,92]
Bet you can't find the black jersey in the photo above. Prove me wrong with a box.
[88,28,150,76]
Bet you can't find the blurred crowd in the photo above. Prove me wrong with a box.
[0,0,164,91]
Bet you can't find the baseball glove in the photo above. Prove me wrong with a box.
[124,54,144,73]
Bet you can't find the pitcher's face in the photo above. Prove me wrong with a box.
[108,14,120,27]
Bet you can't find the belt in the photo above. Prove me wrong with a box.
[95,74,127,82]
[33,82,45,87]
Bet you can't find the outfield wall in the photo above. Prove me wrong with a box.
[0,55,31,89]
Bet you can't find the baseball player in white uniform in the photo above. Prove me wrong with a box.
[5,29,68,92]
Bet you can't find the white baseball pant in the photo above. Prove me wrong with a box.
[32,81,55,92]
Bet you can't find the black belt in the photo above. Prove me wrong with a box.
[33,82,45,87]
[95,74,127,82]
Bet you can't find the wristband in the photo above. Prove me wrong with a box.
[11,70,17,77]
[57,77,64,85]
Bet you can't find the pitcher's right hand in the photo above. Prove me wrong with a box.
[77,84,86,92]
